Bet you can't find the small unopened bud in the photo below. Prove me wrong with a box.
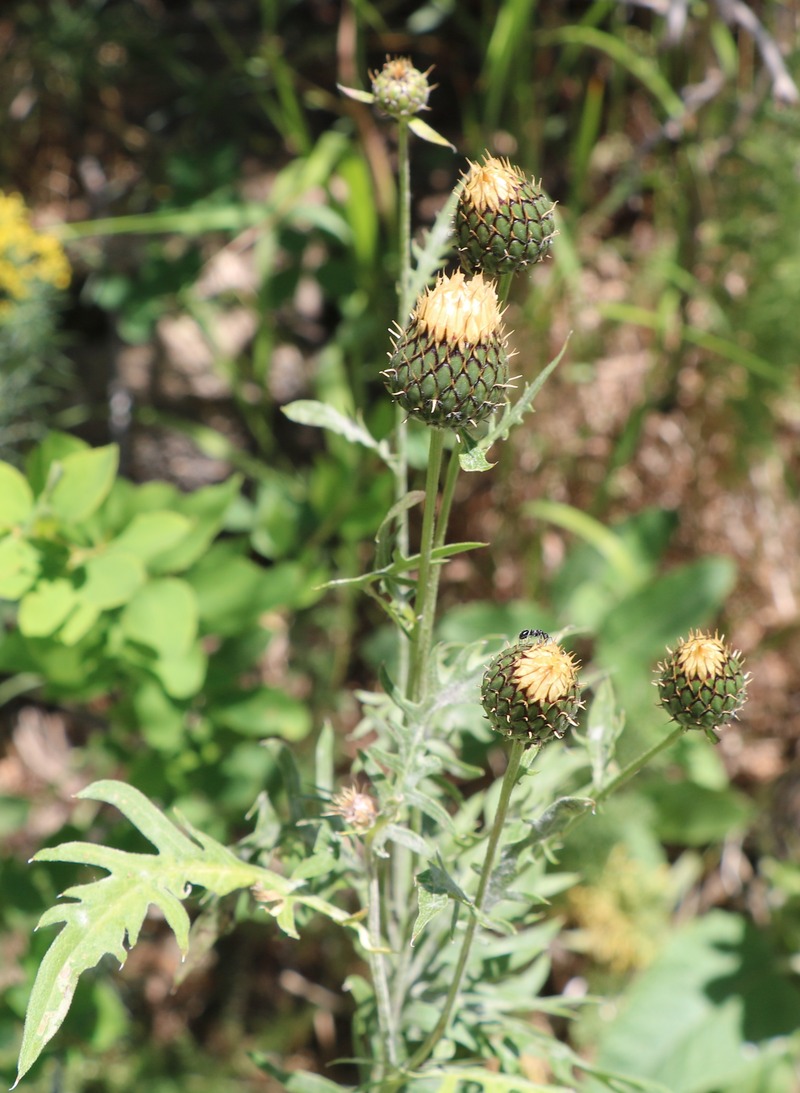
[656,630,749,740]
[369,56,434,119]
[481,630,582,745]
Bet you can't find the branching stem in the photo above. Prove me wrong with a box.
[398,739,531,1079]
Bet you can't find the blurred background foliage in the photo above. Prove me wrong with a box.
[1,0,799,1090]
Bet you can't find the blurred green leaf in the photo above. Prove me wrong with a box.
[48,445,119,523]
[18,579,78,637]
[0,463,34,528]
[644,781,753,846]
[120,577,198,656]
[79,552,145,609]
[593,911,800,1093]
[106,511,193,564]
[0,537,40,599]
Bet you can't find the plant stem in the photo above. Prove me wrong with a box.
[400,739,530,1077]
[591,724,686,805]
[365,846,399,1077]
[395,119,412,691]
[407,429,445,701]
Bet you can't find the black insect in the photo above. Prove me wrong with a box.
[519,628,550,643]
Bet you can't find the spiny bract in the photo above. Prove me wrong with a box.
[481,631,582,745]
[382,270,512,428]
[656,630,749,736]
[370,56,433,119]
[455,155,557,276]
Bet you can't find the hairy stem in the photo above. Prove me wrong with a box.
[407,429,445,701]
[400,739,531,1077]
[365,847,398,1076]
[395,119,412,691]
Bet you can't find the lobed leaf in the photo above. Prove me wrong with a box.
[15,780,293,1086]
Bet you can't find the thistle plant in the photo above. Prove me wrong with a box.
[12,60,753,1093]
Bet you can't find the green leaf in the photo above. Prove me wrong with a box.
[0,463,34,529]
[210,687,312,741]
[324,541,487,591]
[48,445,119,523]
[408,117,456,150]
[79,552,146,608]
[120,577,198,656]
[107,511,193,564]
[150,642,207,700]
[543,25,685,119]
[594,911,800,1093]
[252,1056,353,1093]
[0,537,40,599]
[459,340,569,472]
[58,601,100,646]
[147,476,242,574]
[412,885,451,944]
[16,780,293,1087]
[644,781,753,846]
[425,1065,574,1092]
[585,677,625,791]
[336,83,375,105]
[25,432,88,496]
[18,579,78,637]
[281,400,393,463]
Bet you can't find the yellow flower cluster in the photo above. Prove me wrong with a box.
[0,193,71,319]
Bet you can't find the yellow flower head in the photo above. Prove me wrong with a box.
[412,270,505,348]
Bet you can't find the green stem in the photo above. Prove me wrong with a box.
[407,430,446,701]
[435,443,461,551]
[365,847,399,1076]
[395,119,412,691]
[399,739,530,1078]
[591,724,686,806]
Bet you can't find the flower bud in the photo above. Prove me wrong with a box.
[455,155,556,277]
[481,630,582,744]
[656,630,749,736]
[382,270,512,428]
[370,56,433,120]
[325,786,378,834]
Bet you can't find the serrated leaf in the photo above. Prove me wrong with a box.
[16,780,290,1087]
[412,885,451,944]
[459,340,570,472]
[417,859,470,905]
[0,462,34,529]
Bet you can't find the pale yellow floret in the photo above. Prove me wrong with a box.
[461,154,525,213]
[512,641,579,704]
[413,269,504,347]
[674,630,728,680]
